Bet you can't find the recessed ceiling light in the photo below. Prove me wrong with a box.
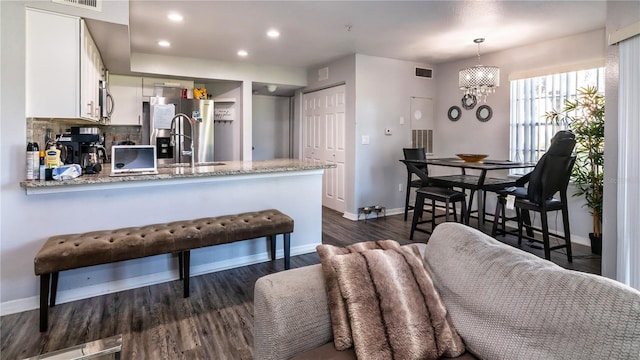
[237,50,248,57]
[158,40,171,47]
[167,13,183,22]
[267,29,280,38]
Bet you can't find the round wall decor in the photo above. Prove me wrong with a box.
[448,106,462,121]
[476,105,493,122]
[461,94,477,110]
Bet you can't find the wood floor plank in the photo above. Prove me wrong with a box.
[1,207,600,359]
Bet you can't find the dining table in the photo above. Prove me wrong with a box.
[402,158,537,227]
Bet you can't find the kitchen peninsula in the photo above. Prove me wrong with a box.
[14,159,331,314]
[21,159,330,194]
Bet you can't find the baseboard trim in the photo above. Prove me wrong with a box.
[0,244,318,316]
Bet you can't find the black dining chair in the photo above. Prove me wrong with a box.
[491,130,576,262]
[402,148,429,221]
[402,159,468,239]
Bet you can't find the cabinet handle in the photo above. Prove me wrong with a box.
[86,101,94,116]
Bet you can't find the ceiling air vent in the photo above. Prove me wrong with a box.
[318,67,329,82]
[415,67,433,79]
[52,0,102,11]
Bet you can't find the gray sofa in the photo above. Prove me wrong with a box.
[254,223,640,360]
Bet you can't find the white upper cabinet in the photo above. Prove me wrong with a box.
[108,75,142,126]
[26,8,104,121]
[80,19,105,121]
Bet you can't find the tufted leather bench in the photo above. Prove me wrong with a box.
[34,209,294,332]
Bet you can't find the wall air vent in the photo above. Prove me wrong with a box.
[412,129,433,154]
[52,0,102,11]
[415,67,433,79]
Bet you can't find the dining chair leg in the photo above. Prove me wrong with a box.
[540,209,551,260]
[461,198,468,225]
[452,200,458,222]
[516,207,524,246]
[444,199,451,222]
[491,195,504,236]
[404,177,412,221]
[431,198,436,225]
[410,192,425,240]
[562,204,573,262]
[521,210,534,237]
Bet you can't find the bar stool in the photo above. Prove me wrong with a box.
[410,186,468,239]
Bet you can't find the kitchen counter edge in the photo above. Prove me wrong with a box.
[20,159,334,195]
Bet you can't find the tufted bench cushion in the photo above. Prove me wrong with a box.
[34,209,294,332]
[34,209,294,275]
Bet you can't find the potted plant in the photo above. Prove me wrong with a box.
[546,86,604,254]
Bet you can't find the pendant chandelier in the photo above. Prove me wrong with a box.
[459,38,500,101]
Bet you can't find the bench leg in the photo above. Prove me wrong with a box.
[49,272,59,307]
[183,250,191,298]
[178,252,184,280]
[284,233,291,270]
[40,274,50,332]
[269,235,276,261]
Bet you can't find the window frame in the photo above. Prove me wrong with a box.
[509,67,604,175]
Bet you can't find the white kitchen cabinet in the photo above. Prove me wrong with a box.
[108,75,143,126]
[80,19,105,121]
[25,8,104,121]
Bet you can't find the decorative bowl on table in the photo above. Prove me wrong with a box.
[456,154,488,162]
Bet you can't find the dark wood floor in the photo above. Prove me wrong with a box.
[0,207,600,359]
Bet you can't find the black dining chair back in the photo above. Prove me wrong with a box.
[526,130,576,204]
[403,148,427,161]
[401,148,429,221]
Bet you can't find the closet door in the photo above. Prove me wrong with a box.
[303,85,346,212]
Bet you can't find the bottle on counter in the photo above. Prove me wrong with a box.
[39,151,46,181]
[26,142,34,180]
[45,144,61,169]
[32,142,40,180]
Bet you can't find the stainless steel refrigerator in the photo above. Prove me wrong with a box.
[149,88,214,165]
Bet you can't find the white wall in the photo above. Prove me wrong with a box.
[353,55,436,216]
[433,29,606,246]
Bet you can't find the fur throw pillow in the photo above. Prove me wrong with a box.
[331,246,466,359]
[317,240,401,350]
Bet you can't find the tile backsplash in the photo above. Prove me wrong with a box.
[27,119,142,162]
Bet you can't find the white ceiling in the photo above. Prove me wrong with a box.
[90,1,606,95]
[123,1,605,69]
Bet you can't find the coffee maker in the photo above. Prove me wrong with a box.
[55,127,107,174]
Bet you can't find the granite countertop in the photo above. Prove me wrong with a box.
[20,159,334,191]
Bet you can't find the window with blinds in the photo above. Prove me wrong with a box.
[509,67,604,173]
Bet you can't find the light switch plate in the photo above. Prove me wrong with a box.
[361,135,370,144]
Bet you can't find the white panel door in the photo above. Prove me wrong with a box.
[303,85,346,212]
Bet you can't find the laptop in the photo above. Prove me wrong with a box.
[110,145,159,176]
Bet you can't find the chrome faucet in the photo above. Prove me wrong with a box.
[169,113,196,168]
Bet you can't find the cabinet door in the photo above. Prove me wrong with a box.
[109,75,143,125]
[25,9,80,118]
[80,20,102,121]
